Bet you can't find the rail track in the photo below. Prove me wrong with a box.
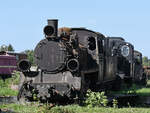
[0,96,17,104]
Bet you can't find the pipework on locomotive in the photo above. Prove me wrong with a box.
[17,19,146,102]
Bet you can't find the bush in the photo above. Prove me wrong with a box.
[84,90,108,107]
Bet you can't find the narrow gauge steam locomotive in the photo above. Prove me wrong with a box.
[17,19,144,102]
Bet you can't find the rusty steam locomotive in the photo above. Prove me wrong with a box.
[17,19,146,102]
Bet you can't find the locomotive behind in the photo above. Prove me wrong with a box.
[17,19,145,103]
[107,37,134,82]
[133,50,147,85]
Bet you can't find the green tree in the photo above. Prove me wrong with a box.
[24,50,34,65]
[143,56,149,66]
[0,45,8,51]
[148,59,150,66]
[7,44,14,51]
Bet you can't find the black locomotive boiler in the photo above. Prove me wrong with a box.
[17,19,143,102]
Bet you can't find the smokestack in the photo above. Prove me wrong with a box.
[44,19,58,38]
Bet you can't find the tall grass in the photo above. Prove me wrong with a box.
[0,71,20,96]
[1,75,150,112]
[1,104,150,113]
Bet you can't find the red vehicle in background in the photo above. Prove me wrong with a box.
[0,51,17,78]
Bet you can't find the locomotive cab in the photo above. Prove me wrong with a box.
[71,28,106,91]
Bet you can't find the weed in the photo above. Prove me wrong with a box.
[0,71,20,96]
[84,90,108,107]
[112,99,118,108]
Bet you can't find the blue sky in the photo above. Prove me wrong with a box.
[0,0,150,57]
